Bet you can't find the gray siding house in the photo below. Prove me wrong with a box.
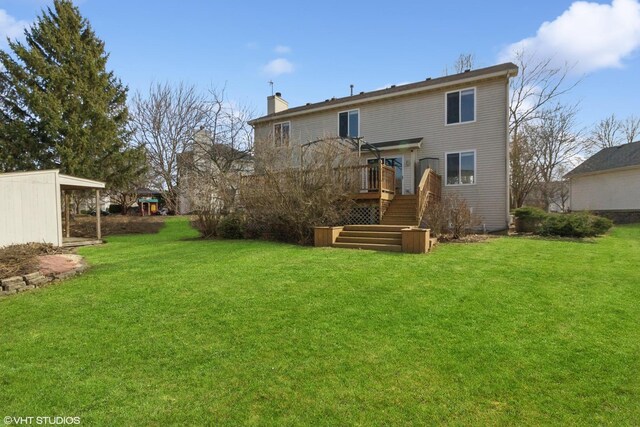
[248,63,518,232]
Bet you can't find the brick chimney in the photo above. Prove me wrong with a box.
[267,92,288,115]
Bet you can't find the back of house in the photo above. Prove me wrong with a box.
[249,62,518,231]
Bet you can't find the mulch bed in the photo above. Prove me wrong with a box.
[0,243,67,278]
[438,234,490,243]
[70,215,166,237]
[1,217,166,279]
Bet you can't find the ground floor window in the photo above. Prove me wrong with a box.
[446,150,475,185]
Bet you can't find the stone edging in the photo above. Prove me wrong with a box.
[0,257,88,297]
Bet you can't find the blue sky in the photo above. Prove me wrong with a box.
[1,0,639,129]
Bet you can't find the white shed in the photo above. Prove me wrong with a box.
[0,170,105,247]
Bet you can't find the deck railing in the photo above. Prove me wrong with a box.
[351,162,395,196]
[416,168,442,224]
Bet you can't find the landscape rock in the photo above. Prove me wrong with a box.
[1,253,86,298]
[1,276,25,287]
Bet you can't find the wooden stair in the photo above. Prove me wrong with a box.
[333,225,404,252]
[380,195,419,226]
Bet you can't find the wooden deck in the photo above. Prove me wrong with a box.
[316,167,443,254]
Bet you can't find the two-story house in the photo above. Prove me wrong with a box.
[248,62,518,233]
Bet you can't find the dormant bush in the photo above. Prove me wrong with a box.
[240,138,361,244]
[423,193,481,239]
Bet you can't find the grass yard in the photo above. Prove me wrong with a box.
[1,218,639,425]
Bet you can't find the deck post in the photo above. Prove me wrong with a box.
[64,191,70,238]
[96,189,102,240]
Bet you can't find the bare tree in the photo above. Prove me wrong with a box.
[130,83,208,213]
[509,50,579,137]
[622,115,640,144]
[194,89,254,175]
[443,53,475,75]
[587,114,622,151]
[510,132,539,208]
[181,89,254,233]
[507,49,580,208]
[526,104,584,210]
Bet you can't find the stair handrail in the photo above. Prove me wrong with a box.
[416,168,442,224]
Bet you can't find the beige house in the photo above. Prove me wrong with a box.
[566,141,640,223]
[249,63,518,232]
[0,170,105,247]
[178,130,254,215]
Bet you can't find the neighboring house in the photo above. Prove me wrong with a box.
[523,181,570,213]
[248,62,518,231]
[0,170,105,247]
[565,141,640,223]
[178,130,254,215]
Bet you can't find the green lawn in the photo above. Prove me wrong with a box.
[1,219,639,425]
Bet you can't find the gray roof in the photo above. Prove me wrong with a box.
[566,141,640,177]
[370,138,423,149]
[249,62,518,125]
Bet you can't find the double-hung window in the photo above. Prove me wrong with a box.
[274,122,290,146]
[446,88,475,124]
[446,151,476,185]
[338,110,359,138]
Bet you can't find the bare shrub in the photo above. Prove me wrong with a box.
[240,137,361,244]
[179,90,254,238]
[422,198,447,237]
[423,193,481,239]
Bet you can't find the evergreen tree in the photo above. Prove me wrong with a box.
[0,0,144,187]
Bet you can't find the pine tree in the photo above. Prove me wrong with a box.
[0,0,144,187]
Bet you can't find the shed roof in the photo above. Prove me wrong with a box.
[565,141,640,177]
[0,169,105,189]
[59,174,105,189]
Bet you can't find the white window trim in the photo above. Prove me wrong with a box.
[273,121,291,146]
[444,87,476,126]
[444,149,477,186]
[337,108,360,138]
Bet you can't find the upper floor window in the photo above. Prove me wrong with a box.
[446,88,475,125]
[446,150,476,185]
[339,109,359,138]
[274,121,290,146]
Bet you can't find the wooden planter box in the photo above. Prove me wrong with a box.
[313,226,343,247]
[401,227,430,254]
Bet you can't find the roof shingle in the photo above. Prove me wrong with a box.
[566,141,640,177]
[249,62,518,125]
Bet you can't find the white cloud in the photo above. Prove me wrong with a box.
[501,0,640,73]
[274,45,291,54]
[245,41,259,49]
[0,9,28,46]
[263,58,294,76]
